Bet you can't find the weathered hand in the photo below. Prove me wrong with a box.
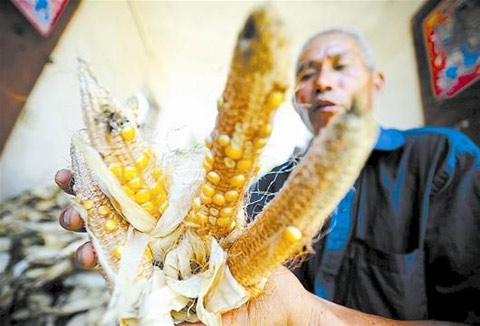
[55,169,97,269]
[180,267,316,326]
[179,266,466,326]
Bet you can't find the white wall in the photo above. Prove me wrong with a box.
[0,0,425,201]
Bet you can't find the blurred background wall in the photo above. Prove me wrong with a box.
[0,0,425,201]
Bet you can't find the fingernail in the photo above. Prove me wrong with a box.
[64,207,72,227]
[75,246,84,268]
[55,175,63,190]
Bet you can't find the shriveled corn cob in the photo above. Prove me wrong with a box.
[185,8,289,238]
[227,102,378,297]
[70,131,153,289]
[78,60,168,232]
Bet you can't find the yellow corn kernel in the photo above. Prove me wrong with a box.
[225,145,243,160]
[201,183,215,197]
[155,190,167,204]
[254,138,268,149]
[236,160,252,171]
[128,177,143,190]
[195,211,208,224]
[220,207,234,218]
[212,193,226,206]
[83,200,94,210]
[152,168,162,180]
[121,125,136,141]
[150,181,165,196]
[228,220,237,231]
[209,208,219,216]
[159,201,169,214]
[266,91,285,110]
[225,190,239,202]
[152,187,168,202]
[200,193,212,204]
[216,217,232,227]
[207,171,220,184]
[104,219,118,232]
[230,174,246,187]
[205,151,214,164]
[217,134,230,147]
[135,189,151,204]
[113,244,125,259]
[109,163,123,180]
[282,226,302,243]
[224,157,236,168]
[192,197,202,212]
[135,153,149,170]
[124,166,138,181]
[259,124,272,137]
[203,161,213,172]
[121,186,134,197]
[141,201,156,214]
[97,205,110,217]
[205,136,213,149]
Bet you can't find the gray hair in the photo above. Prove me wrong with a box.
[298,28,375,71]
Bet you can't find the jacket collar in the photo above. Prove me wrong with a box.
[374,127,405,151]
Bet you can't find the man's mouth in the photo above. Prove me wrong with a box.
[313,100,342,113]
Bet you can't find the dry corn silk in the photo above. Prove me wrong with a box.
[68,7,378,326]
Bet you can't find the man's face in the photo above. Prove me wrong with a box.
[294,33,383,135]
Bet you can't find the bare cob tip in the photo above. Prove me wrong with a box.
[77,58,100,85]
[236,6,285,62]
[239,6,281,41]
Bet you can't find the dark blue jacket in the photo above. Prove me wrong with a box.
[247,127,480,324]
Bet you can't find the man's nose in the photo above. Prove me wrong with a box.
[314,69,334,93]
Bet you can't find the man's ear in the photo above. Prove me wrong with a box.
[373,72,385,97]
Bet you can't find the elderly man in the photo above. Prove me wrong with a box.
[56,30,480,325]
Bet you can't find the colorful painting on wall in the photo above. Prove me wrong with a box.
[413,0,480,146]
[11,0,68,37]
[422,0,480,99]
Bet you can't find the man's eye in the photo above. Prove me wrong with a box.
[298,71,316,81]
[333,63,347,71]
[300,73,313,81]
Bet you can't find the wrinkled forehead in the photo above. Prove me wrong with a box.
[297,33,366,68]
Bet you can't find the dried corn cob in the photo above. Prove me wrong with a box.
[227,103,378,297]
[78,60,168,233]
[66,6,381,325]
[70,131,153,290]
[185,8,289,238]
